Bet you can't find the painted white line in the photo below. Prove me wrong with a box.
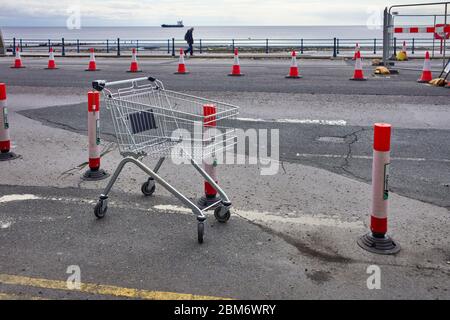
[236,117,267,122]
[236,118,347,126]
[0,220,13,229]
[152,204,363,229]
[237,210,363,229]
[276,119,347,126]
[0,194,363,229]
[295,153,450,163]
[0,194,41,203]
[153,204,192,214]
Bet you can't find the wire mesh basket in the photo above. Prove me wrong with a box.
[95,77,239,159]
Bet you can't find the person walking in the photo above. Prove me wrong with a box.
[184,27,194,56]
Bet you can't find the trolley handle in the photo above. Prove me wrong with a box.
[92,76,157,91]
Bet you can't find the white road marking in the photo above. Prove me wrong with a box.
[152,204,363,229]
[294,153,450,163]
[0,194,41,203]
[237,210,363,229]
[276,119,347,126]
[0,194,363,229]
[236,118,347,126]
[0,220,13,229]
[153,204,192,214]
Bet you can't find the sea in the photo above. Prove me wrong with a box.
[1,26,390,40]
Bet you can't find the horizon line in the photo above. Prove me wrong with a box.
[2,25,373,28]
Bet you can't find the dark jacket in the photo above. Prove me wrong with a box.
[184,29,194,44]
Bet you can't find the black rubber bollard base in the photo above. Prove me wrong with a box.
[198,195,220,210]
[357,233,400,255]
[82,168,110,181]
[0,152,20,161]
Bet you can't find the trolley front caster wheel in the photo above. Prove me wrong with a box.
[94,200,108,219]
[141,179,156,197]
[197,222,204,244]
[214,206,231,223]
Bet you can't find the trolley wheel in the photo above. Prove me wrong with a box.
[214,206,231,223]
[141,179,156,197]
[197,222,204,244]
[94,200,107,219]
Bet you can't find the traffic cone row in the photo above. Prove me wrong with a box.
[9,44,442,86]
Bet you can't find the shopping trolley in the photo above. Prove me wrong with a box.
[91,76,239,243]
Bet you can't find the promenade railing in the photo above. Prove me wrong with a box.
[3,37,445,57]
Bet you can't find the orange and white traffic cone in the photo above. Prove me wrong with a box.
[127,48,141,73]
[402,41,408,56]
[11,47,25,69]
[350,51,367,81]
[174,49,189,74]
[352,43,360,60]
[86,48,99,71]
[228,48,244,76]
[417,51,432,83]
[285,51,302,79]
[45,47,58,70]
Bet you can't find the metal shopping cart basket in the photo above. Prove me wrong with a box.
[91,76,239,243]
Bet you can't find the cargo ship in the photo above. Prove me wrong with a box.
[161,20,184,28]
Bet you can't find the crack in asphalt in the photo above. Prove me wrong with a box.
[334,128,368,181]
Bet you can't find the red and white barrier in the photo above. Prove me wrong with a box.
[228,48,244,76]
[128,48,141,73]
[11,46,25,69]
[198,104,219,208]
[391,25,450,34]
[285,51,301,79]
[417,51,432,83]
[83,91,108,180]
[0,83,19,161]
[175,49,189,74]
[86,48,99,71]
[358,123,400,255]
[46,47,57,70]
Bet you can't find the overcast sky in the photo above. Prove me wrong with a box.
[0,0,445,26]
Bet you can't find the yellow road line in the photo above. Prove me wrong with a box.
[0,292,47,300]
[0,274,230,300]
